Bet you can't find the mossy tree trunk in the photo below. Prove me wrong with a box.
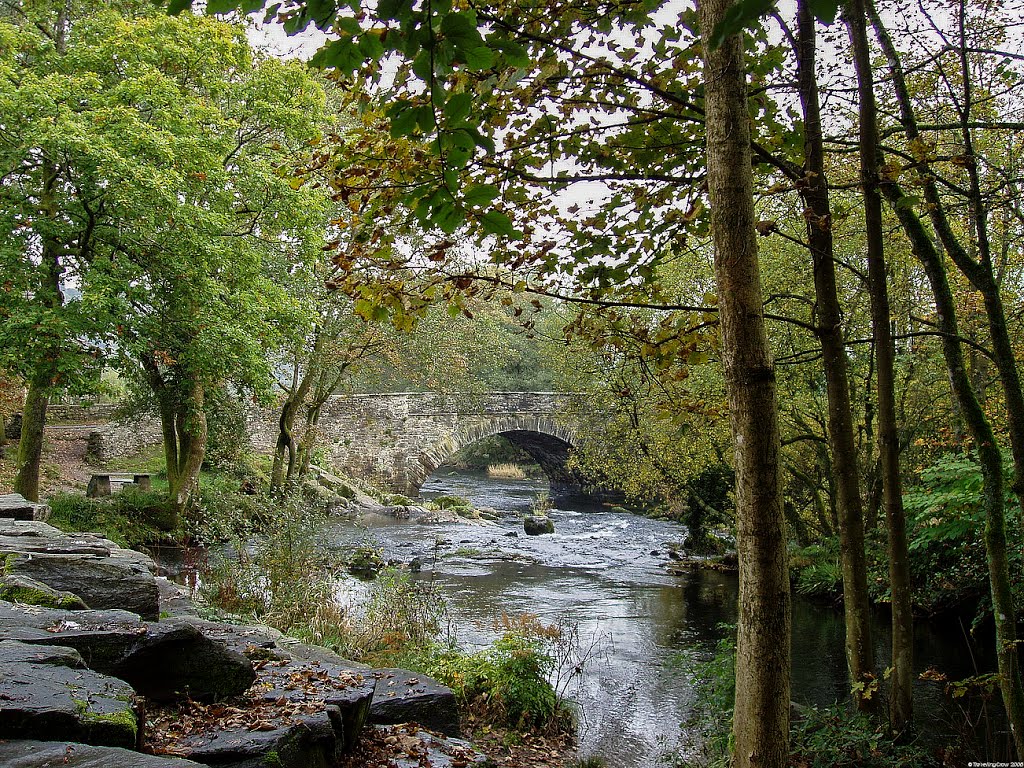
[699,0,790,764]
[845,0,914,733]
[795,0,875,707]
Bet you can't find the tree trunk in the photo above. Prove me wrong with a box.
[879,173,1024,755]
[845,0,913,732]
[699,1,790,764]
[795,0,875,707]
[168,382,207,517]
[271,363,315,495]
[13,376,50,502]
[867,3,1024,749]
[14,149,64,503]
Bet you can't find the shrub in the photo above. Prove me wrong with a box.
[430,494,472,510]
[425,631,560,731]
[48,489,177,548]
[200,493,346,634]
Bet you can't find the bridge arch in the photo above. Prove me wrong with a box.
[276,392,598,500]
[410,414,581,497]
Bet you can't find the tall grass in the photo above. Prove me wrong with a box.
[488,463,527,480]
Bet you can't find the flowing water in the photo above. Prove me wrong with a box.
[323,470,996,765]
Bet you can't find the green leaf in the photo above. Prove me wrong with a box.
[167,0,194,14]
[377,0,414,21]
[463,183,499,207]
[441,11,483,47]
[490,38,530,68]
[807,0,842,24]
[478,210,517,237]
[443,92,474,123]
[463,46,495,71]
[389,106,420,137]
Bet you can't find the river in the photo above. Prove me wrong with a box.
[323,469,997,765]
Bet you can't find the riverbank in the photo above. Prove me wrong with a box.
[0,494,584,767]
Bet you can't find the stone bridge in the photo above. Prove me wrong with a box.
[295,392,591,499]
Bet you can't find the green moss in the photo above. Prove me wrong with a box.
[0,583,81,609]
[1,553,19,575]
[81,706,138,740]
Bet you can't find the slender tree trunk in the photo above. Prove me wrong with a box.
[271,368,314,494]
[845,0,913,732]
[13,376,50,502]
[14,153,63,503]
[868,4,1024,749]
[699,2,790,764]
[168,382,207,516]
[880,176,1024,755]
[795,1,875,707]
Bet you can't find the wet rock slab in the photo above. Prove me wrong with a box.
[0,518,159,619]
[0,740,205,767]
[0,602,256,701]
[369,668,461,737]
[147,658,376,767]
[0,640,138,747]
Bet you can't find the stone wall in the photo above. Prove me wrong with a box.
[48,404,121,423]
[87,416,163,464]
[78,392,593,497]
[306,392,587,496]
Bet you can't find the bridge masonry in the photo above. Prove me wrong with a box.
[249,391,591,499]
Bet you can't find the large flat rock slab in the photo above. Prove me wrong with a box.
[0,640,138,747]
[0,603,256,701]
[0,517,159,619]
[148,707,339,768]
[0,740,205,767]
[369,668,461,737]
[0,493,50,522]
[0,573,90,610]
[4,551,159,620]
[145,654,375,766]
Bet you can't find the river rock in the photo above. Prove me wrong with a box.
[0,603,256,701]
[0,520,159,619]
[0,640,138,747]
[0,493,50,522]
[363,725,489,767]
[369,668,460,737]
[0,741,206,768]
[155,708,339,768]
[523,515,555,535]
[0,573,90,609]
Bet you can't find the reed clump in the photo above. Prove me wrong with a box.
[487,463,527,479]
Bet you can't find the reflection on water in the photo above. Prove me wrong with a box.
[325,469,996,766]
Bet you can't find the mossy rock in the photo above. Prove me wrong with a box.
[0,574,89,610]
[430,495,471,510]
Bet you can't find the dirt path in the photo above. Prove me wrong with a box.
[0,427,96,497]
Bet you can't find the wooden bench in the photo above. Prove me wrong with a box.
[86,473,152,498]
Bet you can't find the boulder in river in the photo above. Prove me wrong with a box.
[523,515,555,535]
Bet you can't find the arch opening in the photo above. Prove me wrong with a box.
[412,425,589,501]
